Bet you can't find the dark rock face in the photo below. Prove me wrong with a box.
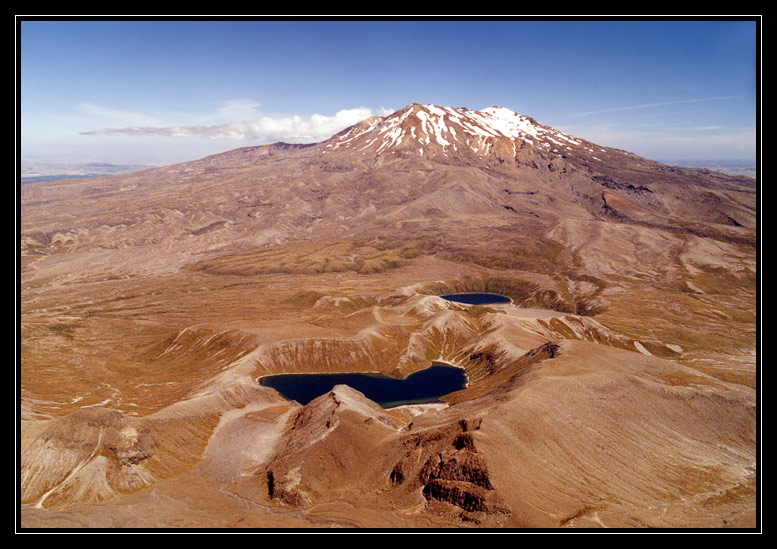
[419,435,492,491]
[422,480,493,513]
[390,418,509,522]
[266,470,306,507]
[18,102,757,527]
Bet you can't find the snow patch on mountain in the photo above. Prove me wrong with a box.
[324,103,592,160]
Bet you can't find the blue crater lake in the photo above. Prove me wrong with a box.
[439,292,511,305]
[258,363,468,408]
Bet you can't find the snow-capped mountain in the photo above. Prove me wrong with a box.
[324,103,604,161]
[19,101,758,528]
[19,102,756,268]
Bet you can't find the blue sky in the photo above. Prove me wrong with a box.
[19,18,759,168]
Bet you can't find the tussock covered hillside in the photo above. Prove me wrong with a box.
[19,104,758,529]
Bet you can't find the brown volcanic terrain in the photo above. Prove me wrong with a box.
[19,104,758,529]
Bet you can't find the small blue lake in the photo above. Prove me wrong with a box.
[258,363,467,408]
[439,292,511,305]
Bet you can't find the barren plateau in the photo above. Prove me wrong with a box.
[18,104,758,530]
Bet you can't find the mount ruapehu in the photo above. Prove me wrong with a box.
[19,103,757,528]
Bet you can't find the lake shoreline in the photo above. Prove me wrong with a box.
[257,362,469,409]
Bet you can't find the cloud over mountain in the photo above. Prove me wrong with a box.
[81,107,387,143]
[20,101,757,529]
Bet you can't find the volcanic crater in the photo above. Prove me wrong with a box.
[19,104,757,529]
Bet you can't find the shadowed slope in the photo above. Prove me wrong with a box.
[19,103,757,529]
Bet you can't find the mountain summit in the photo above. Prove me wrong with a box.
[19,102,757,528]
[20,102,756,270]
[324,103,591,161]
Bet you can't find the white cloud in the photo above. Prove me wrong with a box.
[81,106,379,144]
[568,96,744,118]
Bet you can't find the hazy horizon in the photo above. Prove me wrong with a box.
[19,155,758,185]
[18,18,759,168]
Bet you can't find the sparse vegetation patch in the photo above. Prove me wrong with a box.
[186,238,436,276]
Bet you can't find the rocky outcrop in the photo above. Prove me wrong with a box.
[261,385,402,508]
[389,419,509,523]
[20,408,159,508]
[17,99,758,529]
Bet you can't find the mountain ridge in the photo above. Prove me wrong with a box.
[100,103,753,185]
[324,103,596,158]
[19,101,758,529]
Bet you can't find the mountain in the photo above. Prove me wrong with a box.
[19,104,758,529]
